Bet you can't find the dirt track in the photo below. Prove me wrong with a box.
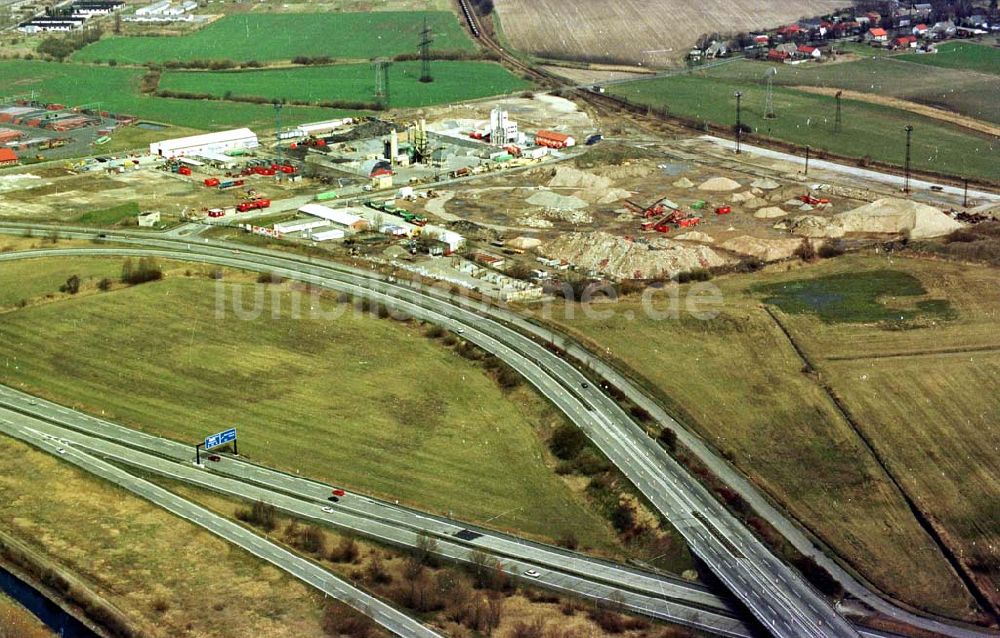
[792,85,1000,138]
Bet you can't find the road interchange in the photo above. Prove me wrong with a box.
[0,227,991,638]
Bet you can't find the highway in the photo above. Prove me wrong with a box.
[0,387,753,638]
[0,408,444,638]
[1,229,983,638]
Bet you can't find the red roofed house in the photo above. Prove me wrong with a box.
[754,34,770,46]
[777,24,802,38]
[894,35,918,48]
[912,23,928,36]
[0,148,18,167]
[767,49,790,62]
[797,45,822,59]
[866,27,889,42]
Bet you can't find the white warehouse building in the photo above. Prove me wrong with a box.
[149,128,258,158]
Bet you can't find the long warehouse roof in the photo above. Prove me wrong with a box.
[299,203,363,227]
[154,128,256,150]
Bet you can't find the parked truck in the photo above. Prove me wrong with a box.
[237,198,271,213]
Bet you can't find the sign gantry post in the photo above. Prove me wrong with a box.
[195,428,238,465]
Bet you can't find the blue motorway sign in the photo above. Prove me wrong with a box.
[204,428,237,450]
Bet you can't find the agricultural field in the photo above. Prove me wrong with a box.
[0,261,627,556]
[0,436,335,638]
[73,11,475,64]
[608,73,999,182]
[492,0,845,66]
[543,254,997,620]
[899,40,1000,76]
[0,60,340,130]
[160,60,531,109]
[0,255,122,308]
[690,57,1000,126]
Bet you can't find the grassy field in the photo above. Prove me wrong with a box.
[0,262,624,555]
[0,592,52,638]
[72,201,140,226]
[0,60,343,130]
[899,41,1000,76]
[690,57,1000,126]
[757,256,1000,614]
[0,436,333,638]
[160,61,531,108]
[0,255,122,308]
[74,12,475,64]
[609,72,999,181]
[543,254,990,619]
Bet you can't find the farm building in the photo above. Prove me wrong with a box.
[72,1,124,16]
[298,204,369,231]
[18,17,85,32]
[0,149,20,166]
[534,130,575,149]
[797,45,822,59]
[295,118,354,138]
[149,128,258,157]
[0,129,24,145]
[273,219,328,234]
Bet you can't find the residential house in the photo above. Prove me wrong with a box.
[705,40,728,58]
[928,20,956,38]
[912,23,928,36]
[0,148,19,167]
[797,45,822,59]
[767,49,790,62]
[893,35,918,48]
[912,3,933,17]
[753,34,770,46]
[866,27,889,42]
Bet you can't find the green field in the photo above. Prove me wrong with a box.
[753,270,955,323]
[74,12,475,64]
[899,41,1000,76]
[160,61,530,108]
[544,255,994,619]
[689,57,1000,126]
[0,60,342,130]
[609,72,999,182]
[72,201,141,226]
[0,261,623,553]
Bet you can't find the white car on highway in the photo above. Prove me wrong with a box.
[522,569,541,579]
[321,506,334,513]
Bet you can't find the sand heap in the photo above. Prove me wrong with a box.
[836,198,962,239]
[526,190,588,211]
[674,231,715,243]
[720,236,804,262]
[754,206,787,219]
[575,187,632,204]
[541,231,733,280]
[786,215,846,239]
[673,177,695,188]
[548,166,612,190]
[751,178,781,190]
[743,197,768,209]
[699,177,742,192]
[507,236,542,251]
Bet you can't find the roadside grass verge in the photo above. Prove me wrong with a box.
[0,436,332,638]
[0,592,52,638]
[71,202,140,227]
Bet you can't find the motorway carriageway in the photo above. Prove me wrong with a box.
[0,231,919,638]
[0,408,444,638]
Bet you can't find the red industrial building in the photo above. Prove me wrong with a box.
[534,130,576,149]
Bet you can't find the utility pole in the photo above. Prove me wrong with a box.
[834,90,842,134]
[963,178,969,207]
[903,124,913,193]
[418,17,434,83]
[273,100,283,165]
[373,58,392,108]
[734,91,743,154]
[804,145,810,176]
